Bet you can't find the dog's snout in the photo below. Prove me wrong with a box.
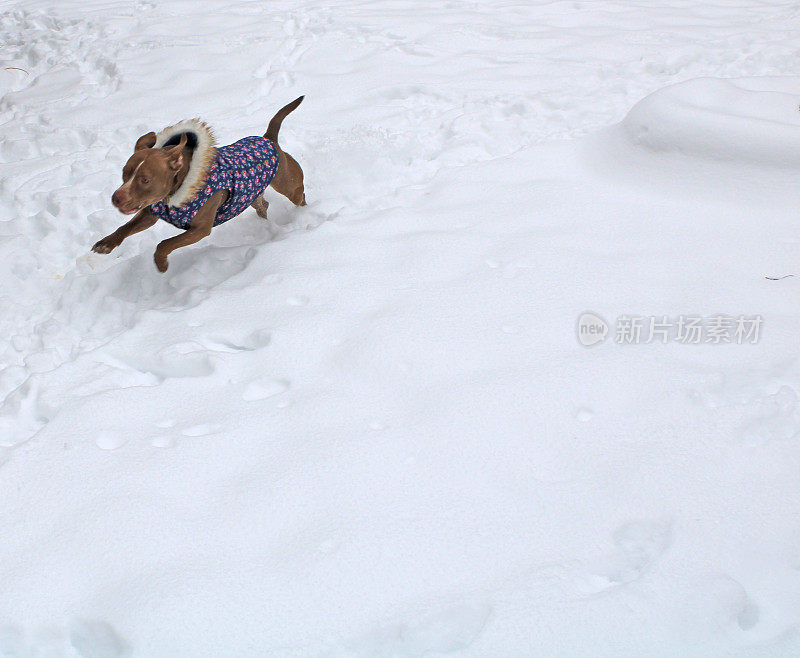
[111,190,124,207]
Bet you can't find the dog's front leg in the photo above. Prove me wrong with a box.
[153,190,227,272]
[92,207,158,254]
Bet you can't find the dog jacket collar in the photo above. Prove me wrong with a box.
[153,119,218,207]
[150,120,279,230]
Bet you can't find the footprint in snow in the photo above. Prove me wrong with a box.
[152,419,177,447]
[675,574,760,641]
[695,374,800,446]
[181,423,221,438]
[200,328,272,353]
[738,385,799,446]
[151,435,176,449]
[130,350,215,381]
[586,518,673,591]
[95,431,127,451]
[242,378,290,402]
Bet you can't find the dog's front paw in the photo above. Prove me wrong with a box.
[92,237,119,254]
[154,250,169,273]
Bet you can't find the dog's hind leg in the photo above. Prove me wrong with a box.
[270,148,307,207]
[251,195,269,218]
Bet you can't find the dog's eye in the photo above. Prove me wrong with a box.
[140,177,150,185]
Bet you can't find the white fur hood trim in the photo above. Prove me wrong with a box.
[153,118,217,207]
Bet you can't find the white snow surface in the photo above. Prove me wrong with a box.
[2,1,800,655]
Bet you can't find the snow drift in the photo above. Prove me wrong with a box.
[619,77,800,167]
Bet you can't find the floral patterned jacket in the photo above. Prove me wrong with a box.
[151,136,279,230]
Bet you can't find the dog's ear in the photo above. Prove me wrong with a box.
[135,131,157,151]
[166,133,187,171]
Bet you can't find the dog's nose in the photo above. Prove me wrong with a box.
[111,190,124,207]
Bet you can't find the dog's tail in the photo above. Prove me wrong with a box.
[265,96,304,144]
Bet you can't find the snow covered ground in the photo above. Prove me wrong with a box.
[3,0,800,655]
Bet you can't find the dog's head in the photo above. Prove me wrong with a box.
[111,132,187,214]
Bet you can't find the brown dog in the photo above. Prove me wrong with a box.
[92,97,307,272]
